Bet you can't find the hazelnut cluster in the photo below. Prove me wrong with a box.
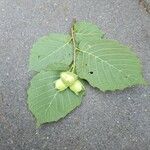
[55,71,84,95]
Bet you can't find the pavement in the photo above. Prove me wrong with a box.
[0,0,150,150]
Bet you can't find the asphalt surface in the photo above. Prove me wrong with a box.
[0,0,150,150]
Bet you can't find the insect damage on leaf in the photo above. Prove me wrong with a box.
[28,20,146,126]
[76,39,146,91]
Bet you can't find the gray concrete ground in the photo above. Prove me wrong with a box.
[0,0,150,150]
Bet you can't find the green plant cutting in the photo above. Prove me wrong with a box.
[28,19,146,126]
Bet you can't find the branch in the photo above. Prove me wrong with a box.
[70,19,77,72]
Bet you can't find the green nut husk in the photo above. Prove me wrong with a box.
[69,80,84,95]
[55,78,68,91]
[60,71,78,86]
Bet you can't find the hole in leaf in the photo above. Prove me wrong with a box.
[89,71,93,74]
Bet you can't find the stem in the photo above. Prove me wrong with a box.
[70,19,77,72]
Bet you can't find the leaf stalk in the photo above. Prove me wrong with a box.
[70,19,77,73]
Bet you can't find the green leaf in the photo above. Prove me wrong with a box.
[76,39,145,91]
[27,70,83,125]
[29,34,73,72]
[44,63,70,71]
[74,21,105,43]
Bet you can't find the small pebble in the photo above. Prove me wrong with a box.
[116,120,119,123]
[144,109,147,112]
[54,3,57,6]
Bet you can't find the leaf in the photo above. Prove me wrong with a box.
[27,70,83,125]
[44,63,70,71]
[74,21,105,43]
[76,39,145,91]
[29,34,73,72]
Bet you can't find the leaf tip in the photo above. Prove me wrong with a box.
[36,121,41,128]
